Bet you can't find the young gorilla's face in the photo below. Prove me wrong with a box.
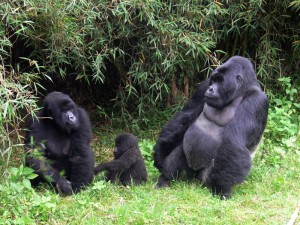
[113,143,124,159]
[43,92,80,133]
[113,133,138,159]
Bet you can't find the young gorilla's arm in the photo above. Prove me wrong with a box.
[94,147,137,175]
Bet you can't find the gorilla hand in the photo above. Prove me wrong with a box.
[94,164,106,175]
[56,178,72,196]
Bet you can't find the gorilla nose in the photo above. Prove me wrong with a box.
[69,115,76,122]
[67,112,76,122]
[209,86,215,93]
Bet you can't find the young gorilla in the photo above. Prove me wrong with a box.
[154,56,268,198]
[25,92,94,195]
[95,133,147,185]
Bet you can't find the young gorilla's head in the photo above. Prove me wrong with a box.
[113,133,138,159]
[204,56,257,109]
[43,92,80,133]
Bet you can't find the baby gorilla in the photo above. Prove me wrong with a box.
[95,133,147,185]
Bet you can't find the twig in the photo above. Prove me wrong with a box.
[287,201,300,225]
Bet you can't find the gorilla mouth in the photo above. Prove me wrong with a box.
[62,122,74,134]
[204,95,217,102]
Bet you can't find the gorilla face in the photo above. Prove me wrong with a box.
[113,133,138,159]
[43,92,80,133]
[205,60,244,109]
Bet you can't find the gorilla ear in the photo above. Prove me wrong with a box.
[43,102,54,117]
[43,102,49,114]
[47,109,53,117]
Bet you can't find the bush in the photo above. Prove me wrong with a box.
[0,165,58,223]
[0,24,46,172]
[262,77,300,166]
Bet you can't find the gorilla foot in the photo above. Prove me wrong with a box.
[212,185,232,200]
[213,192,232,200]
[56,179,72,196]
[155,175,171,188]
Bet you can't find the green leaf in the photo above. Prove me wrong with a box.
[28,173,39,180]
[22,179,32,189]
[23,167,35,175]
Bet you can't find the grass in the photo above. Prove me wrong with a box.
[0,129,299,225]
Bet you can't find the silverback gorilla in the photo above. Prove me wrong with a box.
[154,56,268,198]
[94,133,147,185]
[25,92,94,195]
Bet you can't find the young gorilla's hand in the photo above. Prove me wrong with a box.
[94,163,106,175]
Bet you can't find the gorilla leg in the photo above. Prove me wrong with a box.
[209,141,252,199]
[156,145,190,188]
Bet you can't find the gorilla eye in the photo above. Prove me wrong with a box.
[236,75,243,82]
[66,105,73,110]
[63,103,74,111]
[212,76,223,83]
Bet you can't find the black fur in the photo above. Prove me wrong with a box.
[24,91,94,195]
[154,56,268,198]
[95,133,147,185]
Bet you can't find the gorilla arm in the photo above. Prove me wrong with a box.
[233,87,269,152]
[68,151,94,193]
[208,88,268,198]
[94,147,137,175]
[68,108,94,193]
[153,80,209,171]
[25,155,73,195]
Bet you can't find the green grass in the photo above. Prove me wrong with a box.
[0,130,299,225]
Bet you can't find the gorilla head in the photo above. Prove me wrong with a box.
[113,133,138,159]
[43,92,80,133]
[205,56,256,109]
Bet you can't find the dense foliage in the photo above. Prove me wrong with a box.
[2,1,300,99]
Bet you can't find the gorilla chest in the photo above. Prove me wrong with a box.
[183,113,224,170]
[44,128,71,158]
[183,102,240,170]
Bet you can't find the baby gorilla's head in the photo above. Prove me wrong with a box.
[113,133,138,159]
